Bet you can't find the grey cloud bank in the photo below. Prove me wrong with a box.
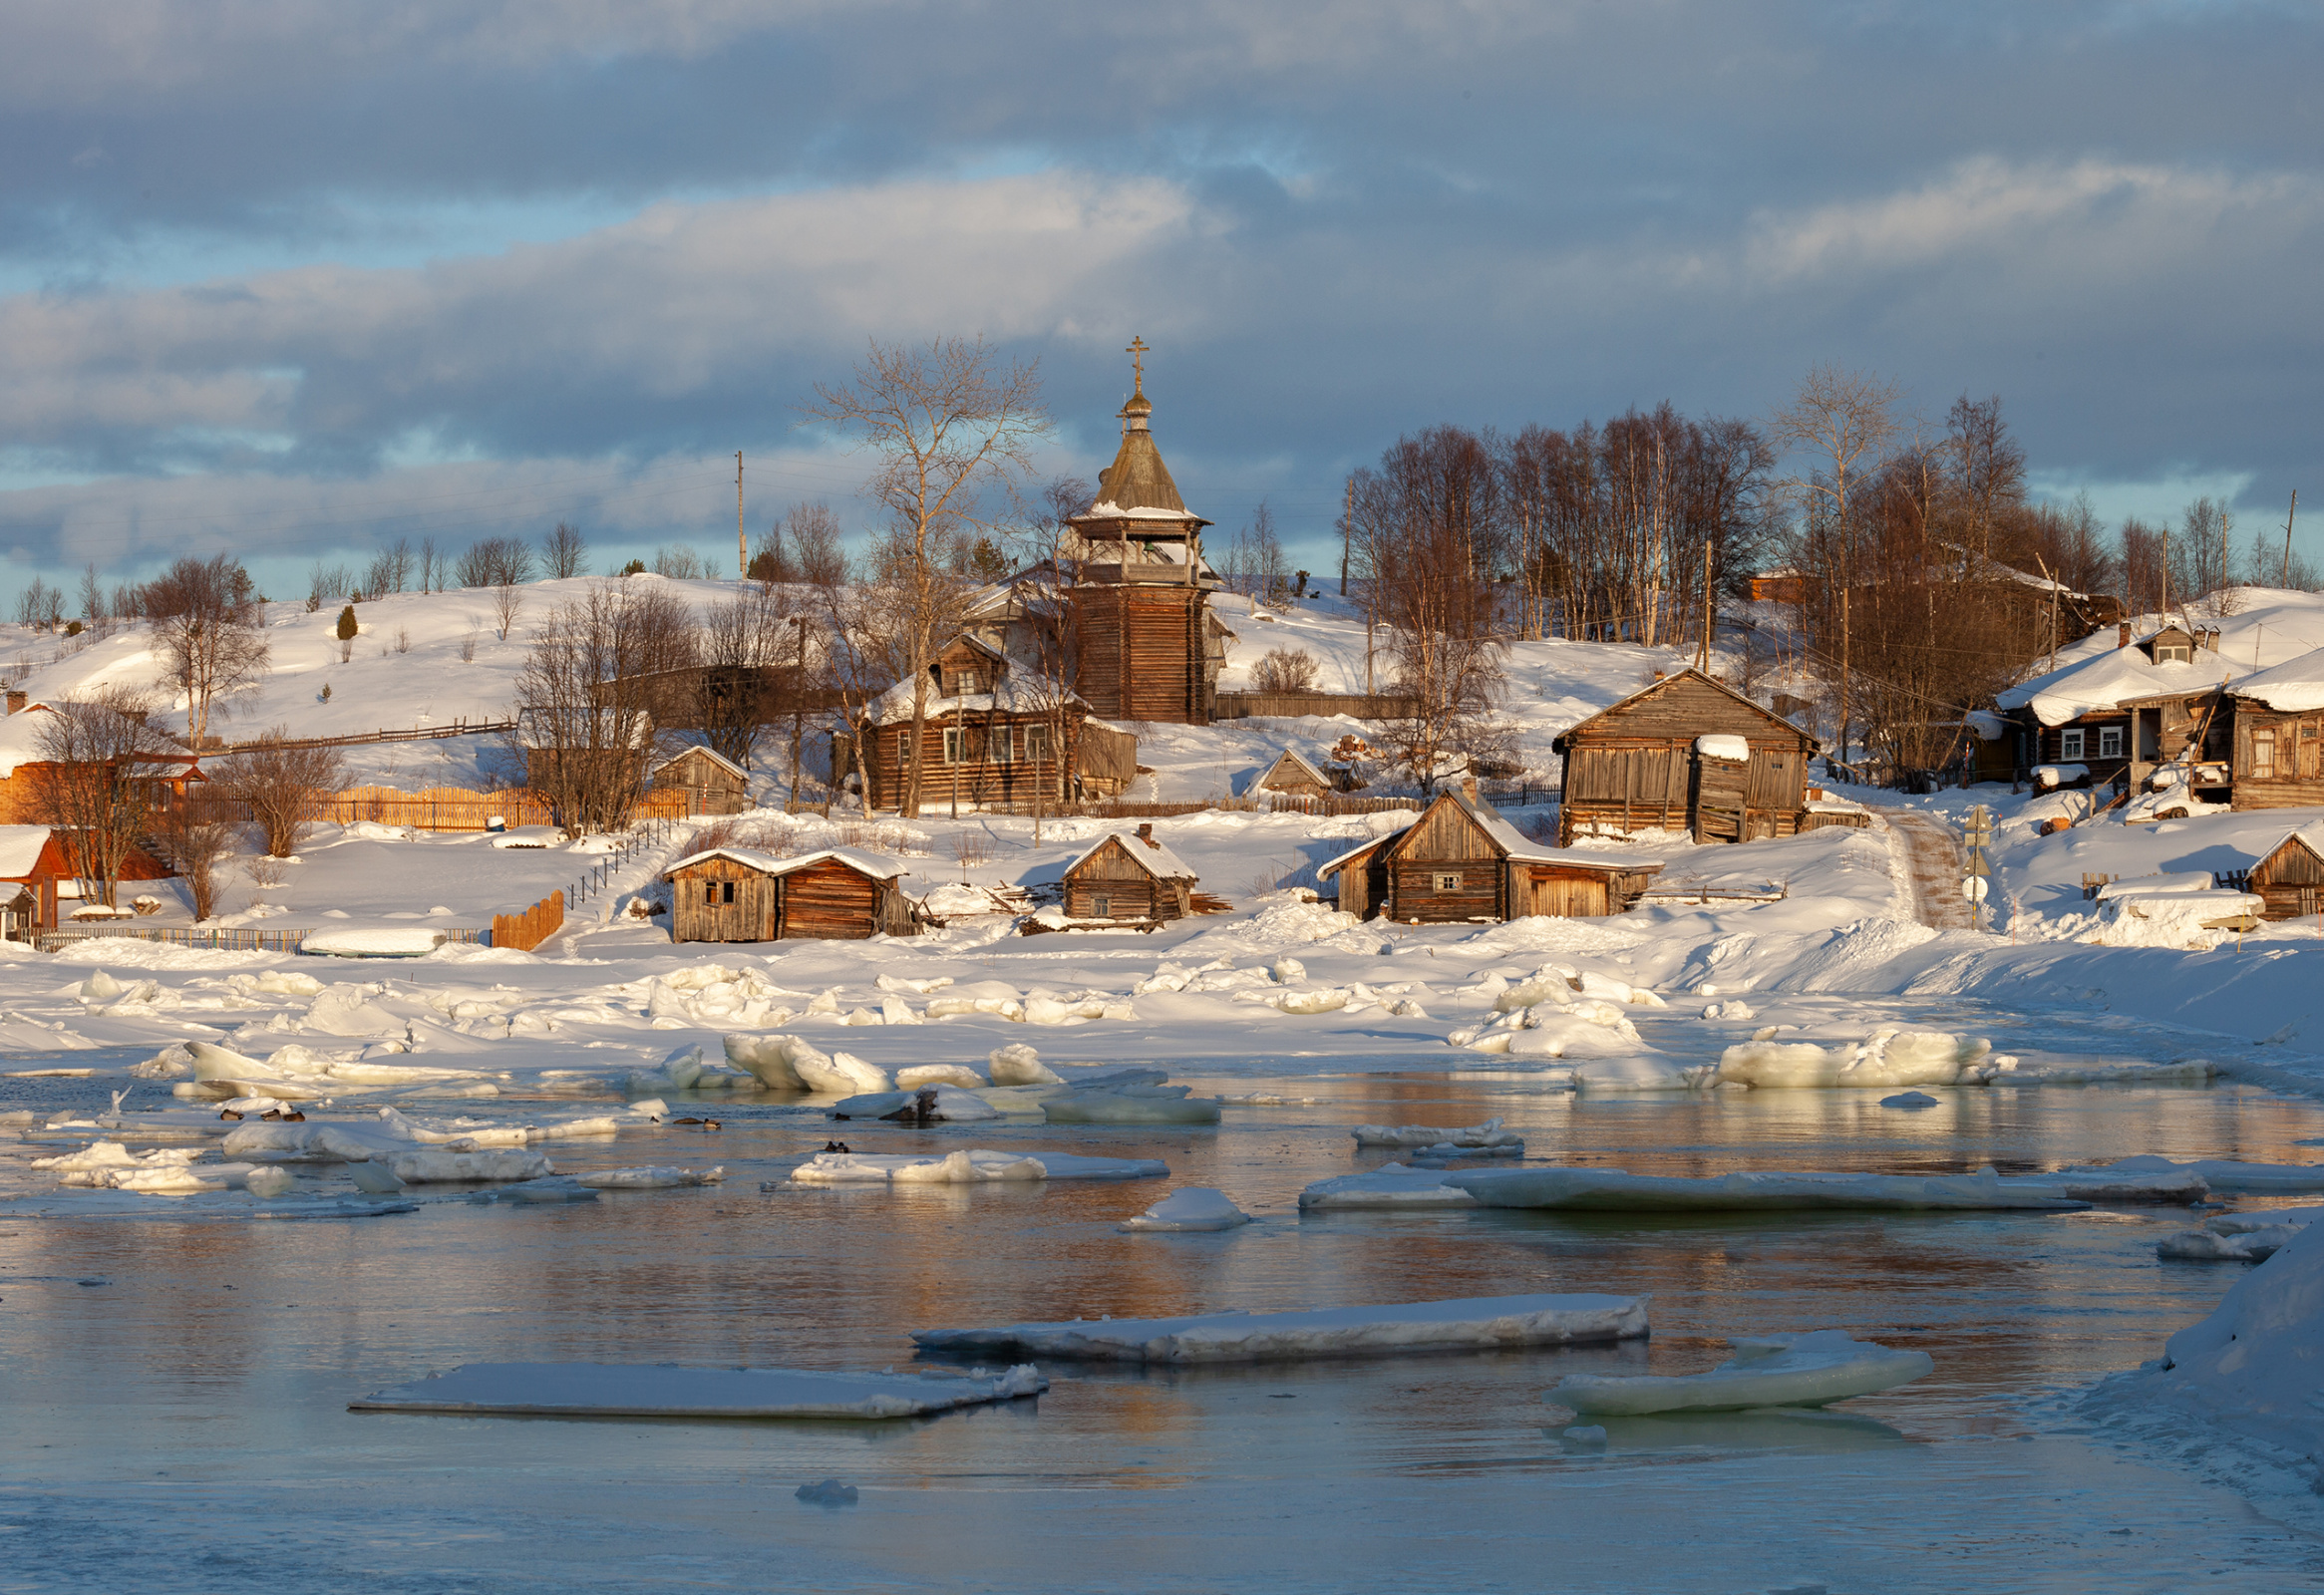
[4,0,2322,580]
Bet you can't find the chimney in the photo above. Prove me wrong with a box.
[1461,774,1479,803]
[2118,622,2132,650]
[4,690,21,716]
[1136,822,1156,847]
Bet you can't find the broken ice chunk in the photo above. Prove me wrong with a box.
[1548,1330,1932,1414]
[1120,1187,1251,1232]
[1350,1116,1521,1150]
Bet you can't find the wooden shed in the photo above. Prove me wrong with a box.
[1319,782,1661,923]
[662,846,917,943]
[2247,824,2324,921]
[651,746,751,815]
[2229,650,2324,810]
[1552,670,1817,845]
[1250,747,1334,799]
[1061,823,1197,922]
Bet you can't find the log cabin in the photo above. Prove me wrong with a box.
[1998,622,2232,792]
[1551,670,1817,844]
[2246,824,2324,921]
[1250,747,1334,799]
[651,746,751,815]
[847,634,1128,812]
[0,824,172,929]
[2229,649,2324,810]
[1060,823,1197,922]
[1319,780,1661,922]
[662,846,918,942]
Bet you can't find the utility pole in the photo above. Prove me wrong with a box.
[736,452,747,579]
[2285,490,2299,589]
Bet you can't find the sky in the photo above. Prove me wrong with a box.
[3,0,2322,599]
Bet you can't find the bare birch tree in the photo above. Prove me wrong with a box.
[804,337,1049,818]
[140,554,268,748]
[29,690,172,908]
[515,583,695,836]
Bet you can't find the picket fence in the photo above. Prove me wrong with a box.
[492,890,564,952]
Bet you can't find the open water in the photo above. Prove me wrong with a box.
[6,996,2324,1593]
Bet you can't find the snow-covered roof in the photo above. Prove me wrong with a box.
[1997,646,2235,727]
[662,846,903,882]
[1554,668,1816,752]
[2230,647,2324,714]
[655,745,749,782]
[1316,831,1400,881]
[0,825,51,877]
[1696,734,1750,762]
[2262,821,2324,864]
[1258,747,1332,790]
[0,704,60,780]
[1066,830,1198,882]
[1964,709,2010,741]
[863,666,1082,727]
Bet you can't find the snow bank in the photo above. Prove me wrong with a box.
[914,1292,1648,1364]
[1120,1187,1251,1232]
[1297,1164,1478,1210]
[1450,1164,2090,1211]
[2089,1218,2324,1459]
[1547,1331,1932,1415]
[351,1362,1047,1420]
[789,1148,1167,1184]
[300,928,449,958]
[1350,1116,1522,1149]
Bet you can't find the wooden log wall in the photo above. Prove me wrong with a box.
[780,858,884,941]
[2252,838,2324,920]
[1073,586,1208,723]
[2234,708,2324,809]
[492,889,564,952]
[669,857,779,942]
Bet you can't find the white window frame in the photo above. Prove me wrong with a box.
[1434,872,1462,892]
[2158,645,2190,665]
[2060,728,2085,760]
[2098,725,2124,760]
[1090,894,1111,918]
[991,725,1016,763]
[941,728,962,766]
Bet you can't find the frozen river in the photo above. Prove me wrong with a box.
[7,996,2324,1593]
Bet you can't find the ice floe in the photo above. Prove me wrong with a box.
[1547,1330,1933,1414]
[350,1361,1047,1420]
[1350,1116,1522,1150]
[1449,1165,2090,1211]
[570,1165,726,1189]
[1120,1187,1251,1232]
[789,1148,1168,1184]
[1297,1164,1480,1210]
[912,1292,1649,1363]
[2057,1154,2324,1193]
[830,1084,1003,1122]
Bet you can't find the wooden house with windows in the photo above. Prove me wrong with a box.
[2247,824,2324,921]
[1319,780,1661,923]
[1998,622,2232,791]
[844,634,1137,811]
[1250,747,1334,799]
[0,824,172,930]
[1060,824,1198,922]
[1551,670,1817,845]
[2228,650,2324,809]
[651,746,750,815]
[662,846,918,942]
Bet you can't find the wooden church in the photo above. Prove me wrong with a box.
[1063,340,1229,726]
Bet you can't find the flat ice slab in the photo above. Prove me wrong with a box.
[2060,1155,2324,1193]
[350,1362,1046,1420]
[791,1148,1168,1184]
[1351,1116,1521,1149]
[1549,1330,1933,1415]
[1451,1165,2090,1211]
[912,1292,1648,1363]
[1298,1164,1479,1210]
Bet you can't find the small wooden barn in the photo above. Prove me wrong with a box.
[2247,824,2324,921]
[652,746,750,815]
[1250,747,1335,799]
[2229,650,2324,810]
[662,846,918,943]
[1552,670,1818,845]
[1061,824,1197,922]
[1319,782,1661,923]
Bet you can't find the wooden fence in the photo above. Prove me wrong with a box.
[316,785,699,832]
[36,925,487,954]
[1261,794,1424,817]
[492,890,564,952]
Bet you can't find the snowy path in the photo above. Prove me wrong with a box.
[1883,811,1974,930]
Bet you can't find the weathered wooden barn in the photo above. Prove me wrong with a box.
[651,746,750,815]
[662,846,918,942]
[2228,649,2324,809]
[1060,824,1198,922]
[1552,670,1817,844]
[1320,782,1661,922]
[1250,747,1334,799]
[845,634,1136,812]
[2247,824,2324,921]
[1062,344,1229,725]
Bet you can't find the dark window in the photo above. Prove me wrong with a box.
[722,881,736,904]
